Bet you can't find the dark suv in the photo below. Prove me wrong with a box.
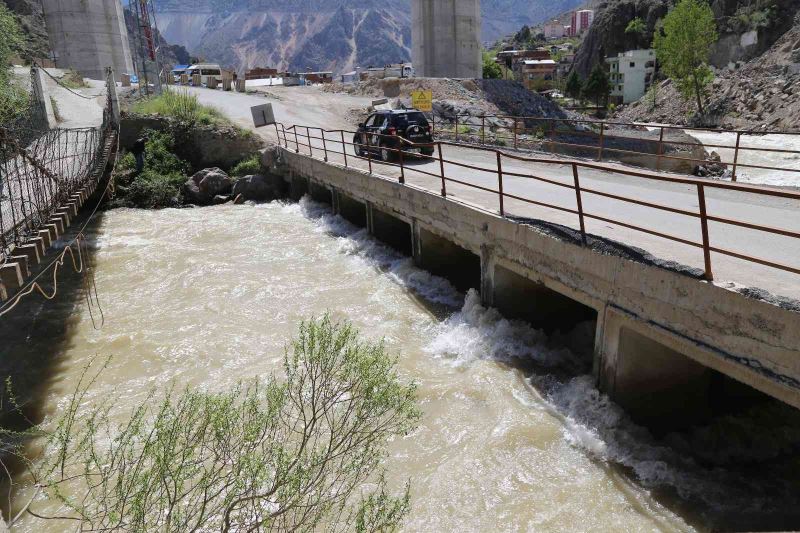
[353,109,435,162]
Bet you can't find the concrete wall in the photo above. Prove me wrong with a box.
[120,116,265,171]
[412,0,482,78]
[277,147,800,425]
[42,0,134,80]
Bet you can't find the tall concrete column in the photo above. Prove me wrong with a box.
[41,0,134,80]
[412,0,482,78]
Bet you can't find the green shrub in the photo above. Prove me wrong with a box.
[230,153,262,177]
[124,170,185,208]
[114,129,190,208]
[142,129,190,176]
[59,69,88,90]
[6,317,419,532]
[0,4,29,124]
[132,88,228,126]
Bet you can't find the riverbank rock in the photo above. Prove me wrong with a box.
[183,167,232,205]
[231,174,285,202]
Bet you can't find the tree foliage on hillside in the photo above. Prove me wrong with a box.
[482,51,503,79]
[0,4,29,123]
[565,70,582,100]
[653,0,718,115]
[582,64,611,107]
[5,316,420,531]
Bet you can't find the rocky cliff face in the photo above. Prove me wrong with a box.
[1,0,49,60]
[572,0,800,78]
[155,0,585,73]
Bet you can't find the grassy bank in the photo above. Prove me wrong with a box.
[131,89,230,127]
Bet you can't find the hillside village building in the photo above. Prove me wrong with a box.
[606,49,657,104]
[568,10,594,36]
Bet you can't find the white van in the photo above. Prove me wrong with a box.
[185,64,223,85]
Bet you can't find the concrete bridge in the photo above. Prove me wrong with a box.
[265,140,800,428]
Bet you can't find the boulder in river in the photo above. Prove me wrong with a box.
[183,168,232,205]
[231,174,285,202]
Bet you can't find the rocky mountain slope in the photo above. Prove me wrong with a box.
[1,0,49,60]
[155,0,585,73]
[572,0,800,78]
[614,12,800,130]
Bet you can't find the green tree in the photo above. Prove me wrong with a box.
[0,4,29,123]
[652,0,718,115]
[482,51,503,79]
[625,17,647,36]
[582,64,611,107]
[565,70,582,100]
[4,317,420,531]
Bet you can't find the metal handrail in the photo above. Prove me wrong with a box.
[429,113,800,181]
[273,122,800,282]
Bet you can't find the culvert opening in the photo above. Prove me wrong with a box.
[608,326,800,531]
[492,264,598,355]
[337,193,367,228]
[418,227,480,293]
[308,182,332,205]
[371,208,412,256]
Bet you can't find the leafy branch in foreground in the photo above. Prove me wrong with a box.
[6,316,420,532]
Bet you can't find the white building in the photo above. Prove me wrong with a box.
[605,49,656,104]
[543,20,565,39]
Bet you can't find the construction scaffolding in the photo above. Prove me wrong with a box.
[129,0,164,96]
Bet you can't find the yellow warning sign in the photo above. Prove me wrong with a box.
[411,90,433,112]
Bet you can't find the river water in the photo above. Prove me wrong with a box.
[5,198,800,531]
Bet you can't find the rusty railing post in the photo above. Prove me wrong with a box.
[455,115,460,143]
[656,127,664,172]
[341,130,348,168]
[513,118,518,150]
[481,115,486,145]
[366,134,373,174]
[732,132,742,182]
[293,127,299,153]
[572,162,587,244]
[438,142,446,197]
[398,142,405,184]
[431,114,436,136]
[306,126,313,156]
[549,119,556,153]
[697,184,714,281]
[497,151,504,217]
[598,121,605,161]
[321,128,328,162]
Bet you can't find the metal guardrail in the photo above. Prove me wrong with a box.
[273,123,800,282]
[429,114,800,182]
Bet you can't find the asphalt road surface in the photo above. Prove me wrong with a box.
[185,86,800,302]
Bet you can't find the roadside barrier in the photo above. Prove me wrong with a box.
[273,122,800,282]
[430,114,800,182]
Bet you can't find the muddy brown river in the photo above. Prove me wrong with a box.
[4,198,800,532]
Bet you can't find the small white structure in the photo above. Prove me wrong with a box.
[606,49,656,104]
